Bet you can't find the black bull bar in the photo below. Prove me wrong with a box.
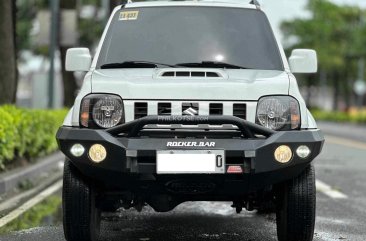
[106,115,276,138]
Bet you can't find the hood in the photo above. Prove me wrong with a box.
[90,68,289,101]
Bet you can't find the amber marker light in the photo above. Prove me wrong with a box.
[80,98,90,127]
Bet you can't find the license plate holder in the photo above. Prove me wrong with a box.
[156,150,225,174]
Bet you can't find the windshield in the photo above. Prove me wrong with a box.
[96,6,284,70]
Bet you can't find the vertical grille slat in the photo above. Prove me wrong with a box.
[134,102,148,119]
[233,103,247,120]
[209,103,223,115]
[158,103,172,115]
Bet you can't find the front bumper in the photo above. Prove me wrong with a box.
[56,116,324,192]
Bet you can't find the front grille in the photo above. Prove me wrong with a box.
[130,101,247,121]
[233,103,247,120]
[134,102,148,119]
[209,103,223,115]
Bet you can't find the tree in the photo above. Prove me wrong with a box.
[110,0,121,13]
[15,0,115,107]
[0,0,17,104]
[281,0,366,110]
[61,0,106,107]
[60,0,78,107]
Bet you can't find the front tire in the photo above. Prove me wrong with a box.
[63,159,101,241]
[276,164,316,241]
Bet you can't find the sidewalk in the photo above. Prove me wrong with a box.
[318,121,366,143]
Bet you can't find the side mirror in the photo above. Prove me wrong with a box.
[289,49,317,73]
[65,48,92,72]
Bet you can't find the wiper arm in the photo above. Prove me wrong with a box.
[100,61,176,69]
[176,61,251,69]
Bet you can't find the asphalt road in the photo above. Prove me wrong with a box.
[1,122,366,241]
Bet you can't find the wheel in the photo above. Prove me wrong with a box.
[276,164,316,241]
[62,159,101,241]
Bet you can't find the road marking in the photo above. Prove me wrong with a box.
[315,231,343,241]
[316,179,348,199]
[0,180,63,228]
[326,135,366,150]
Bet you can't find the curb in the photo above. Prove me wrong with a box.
[0,171,63,215]
[318,121,366,143]
[0,152,64,195]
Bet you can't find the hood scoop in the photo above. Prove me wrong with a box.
[156,69,227,79]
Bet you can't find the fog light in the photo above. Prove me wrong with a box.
[274,145,292,163]
[88,144,107,163]
[296,145,311,159]
[70,144,85,157]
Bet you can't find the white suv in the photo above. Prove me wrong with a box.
[57,1,324,241]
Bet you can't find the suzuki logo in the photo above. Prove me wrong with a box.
[183,107,198,116]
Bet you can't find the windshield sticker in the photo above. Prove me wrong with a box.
[119,11,139,21]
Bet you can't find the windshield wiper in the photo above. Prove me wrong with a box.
[100,61,176,69]
[100,60,251,69]
[175,61,251,69]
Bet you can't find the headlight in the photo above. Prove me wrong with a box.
[92,96,123,128]
[80,94,124,128]
[256,96,300,131]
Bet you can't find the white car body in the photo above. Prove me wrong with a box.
[59,3,324,240]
